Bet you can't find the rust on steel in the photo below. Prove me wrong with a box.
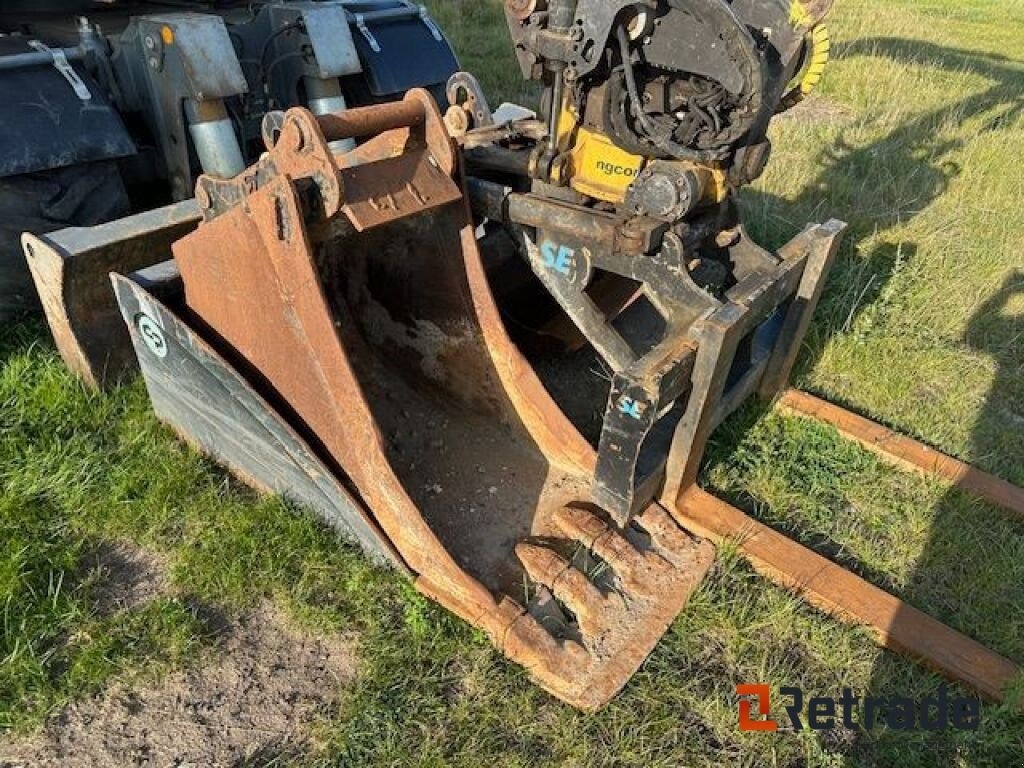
[315,99,426,142]
[779,389,1024,519]
[168,88,714,710]
[672,487,1022,707]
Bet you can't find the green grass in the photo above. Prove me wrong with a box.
[2,0,1024,765]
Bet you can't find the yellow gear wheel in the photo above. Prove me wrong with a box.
[778,23,831,112]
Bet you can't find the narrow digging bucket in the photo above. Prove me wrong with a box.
[115,90,713,710]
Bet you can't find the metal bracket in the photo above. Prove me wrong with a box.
[446,71,495,130]
[355,14,382,52]
[28,40,91,101]
[419,6,444,41]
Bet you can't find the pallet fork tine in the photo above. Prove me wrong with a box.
[778,389,1024,519]
[672,487,1022,705]
[663,383,1024,705]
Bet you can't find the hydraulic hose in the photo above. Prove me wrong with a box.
[616,25,721,164]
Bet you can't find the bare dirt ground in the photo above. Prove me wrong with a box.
[85,541,170,616]
[775,95,855,125]
[0,542,356,768]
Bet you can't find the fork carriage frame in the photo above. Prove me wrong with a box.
[469,178,846,524]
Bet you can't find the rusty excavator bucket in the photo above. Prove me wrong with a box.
[76,86,1024,713]
[25,3,1024,711]
[110,89,726,709]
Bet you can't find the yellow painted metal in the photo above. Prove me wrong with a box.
[542,0,833,204]
[553,102,727,206]
[568,128,646,203]
[788,0,833,100]
[790,0,832,27]
[553,105,643,203]
[799,24,831,97]
[706,167,728,204]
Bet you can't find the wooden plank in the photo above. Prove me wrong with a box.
[673,487,1022,705]
[779,389,1024,520]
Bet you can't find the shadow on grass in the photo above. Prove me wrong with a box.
[0,317,50,365]
[822,37,1024,768]
[744,35,1022,372]
[844,272,1024,767]
[711,36,1024,766]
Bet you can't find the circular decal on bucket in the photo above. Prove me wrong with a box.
[137,314,168,359]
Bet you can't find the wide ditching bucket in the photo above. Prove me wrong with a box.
[112,89,714,710]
